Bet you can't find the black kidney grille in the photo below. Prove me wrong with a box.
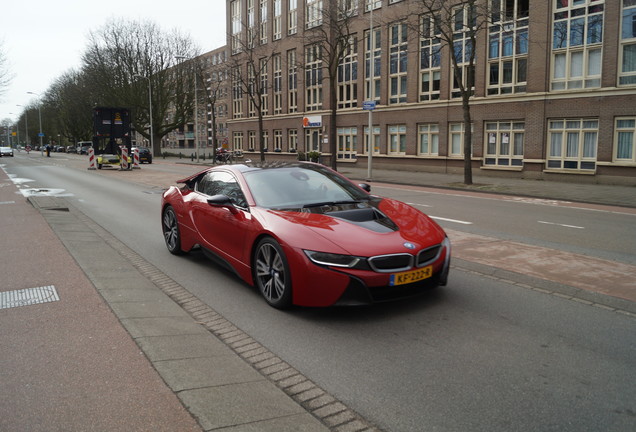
[368,254,413,272]
[416,245,442,267]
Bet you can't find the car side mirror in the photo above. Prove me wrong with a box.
[207,194,239,213]
[358,183,371,193]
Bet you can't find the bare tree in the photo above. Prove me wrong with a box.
[43,70,94,143]
[405,0,490,185]
[195,52,229,161]
[299,0,358,170]
[0,40,12,98]
[228,20,279,162]
[82,19,200,157]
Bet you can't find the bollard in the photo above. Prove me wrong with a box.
[120,146,130,170]
[132,147,140,169]
[87,147,97,170]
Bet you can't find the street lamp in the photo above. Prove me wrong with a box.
[16,105,29,149]
[133,74,154,156]
[175,55,199,163]
[26,92,44,155]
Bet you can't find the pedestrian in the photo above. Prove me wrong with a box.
[45,144,51,157]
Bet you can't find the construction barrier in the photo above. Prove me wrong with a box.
[88,147,97,170]
[120,146,129,170]
[132,147,140,169]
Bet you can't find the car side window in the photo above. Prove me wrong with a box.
[198,172,248,209]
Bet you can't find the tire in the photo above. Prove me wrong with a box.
[97,164,102,169]
[162,206,184,255]
[253,238,292,309]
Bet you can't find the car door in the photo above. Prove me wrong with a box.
[191,171,250,264]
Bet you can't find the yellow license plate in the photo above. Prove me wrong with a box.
[389,266,433,286]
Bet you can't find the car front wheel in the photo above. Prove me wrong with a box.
[162,206,183,255]
[254,238,292,309]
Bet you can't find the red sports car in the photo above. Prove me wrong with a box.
[161,162,450,308]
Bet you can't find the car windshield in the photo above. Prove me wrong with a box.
[243,164,369,209]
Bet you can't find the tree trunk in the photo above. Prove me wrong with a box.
[462,94,473,185]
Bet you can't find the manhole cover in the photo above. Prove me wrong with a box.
[1,286,60,310]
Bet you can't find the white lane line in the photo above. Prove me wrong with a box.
[406,202,431,208]
[430,216,473,225]
[538,220,584,229]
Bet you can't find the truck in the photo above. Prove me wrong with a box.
[92,107,133,169]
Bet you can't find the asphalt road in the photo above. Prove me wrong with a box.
[4,153,636,432]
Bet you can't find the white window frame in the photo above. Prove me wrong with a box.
[418,123,439,156]
[389,22,408,104]
[337,127,358,160]
[547,118,598,171]
[388,125,407,155]
[449,122,473,157]
[306,0,323,29]
[364,126,381,155]
[620,0,636,85]
[420,14,442,101]
[614,117,636,163]
[288,0,298,35]
[484,121,525,167]
[338,36,358,109]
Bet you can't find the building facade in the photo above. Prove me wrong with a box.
[225,0,636,184]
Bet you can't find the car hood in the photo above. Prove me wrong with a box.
[260,198,446,256]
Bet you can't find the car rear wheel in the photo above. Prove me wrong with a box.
[254,238,292,309]
[162,206,183,255]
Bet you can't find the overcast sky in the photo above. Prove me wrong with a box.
[1,0,226,124]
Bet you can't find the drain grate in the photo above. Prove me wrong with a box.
[1,286,60,310]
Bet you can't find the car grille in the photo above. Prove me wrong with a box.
[367,244,442,273]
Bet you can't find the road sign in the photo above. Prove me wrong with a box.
[26,145,31,152]
[38,133,45,137]
[363,100,376,111]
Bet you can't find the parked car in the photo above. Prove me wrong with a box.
[137,147,152,164]
[0,146,14,157]
[161,162,451,308]
[78,146,90,155]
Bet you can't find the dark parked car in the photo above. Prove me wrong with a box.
[137,147,152,164]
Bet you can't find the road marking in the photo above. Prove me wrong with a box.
[406,202,431,207]
[430,216,473,225]
[538,220,584,229]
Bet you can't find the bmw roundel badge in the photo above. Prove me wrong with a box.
[403,242,416,250]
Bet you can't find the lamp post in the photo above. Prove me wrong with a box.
[26,92,44,155]
[175,55,199,163]
[133,74,154,156]
[366,2,376,182]
[16,105,29,149]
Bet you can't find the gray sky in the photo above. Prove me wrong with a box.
[1,0,226,123]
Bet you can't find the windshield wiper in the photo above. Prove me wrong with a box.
[302,199,365,209]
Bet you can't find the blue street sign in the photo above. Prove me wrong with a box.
[38,133,45,137]
[363,100,376,111]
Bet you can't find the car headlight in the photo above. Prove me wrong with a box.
[304,250,360,268]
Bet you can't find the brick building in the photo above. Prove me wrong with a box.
[224,0,636,184]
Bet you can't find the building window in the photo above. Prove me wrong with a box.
[365,0,381,12]
[262,130,269,150]
[260,58,269,116]
[288,0,298,34]
[274,129,283,151]
[547,119,598,170]
[620,0,636,85]
[452,4,476,98]
[339,0,358,19]
[288,49,298,113]
[389,23,408,104]
[337,127,358,160]
[273,54,282,114]
[552,0,604,90]
[418,123,439,156]
[365,28,381,102]
[305,128,323,152]
[363,126,380,154]
[484,121,525,167]
[233,131,244,151]
[249,131,257,150]
[231,0,242,54]
[420,14,441,101]
[305,44,323,111]
[306,0,323,29]
[232,67,243,119]
[288,129,298,151]
[614,117,636,162]
[247,0,256,48]
[388,125,407,155]
[449,122,473,157]
[338,36,358,109]
[488,0,529,95]
[274,0,282,41]
[260,0,268,44]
